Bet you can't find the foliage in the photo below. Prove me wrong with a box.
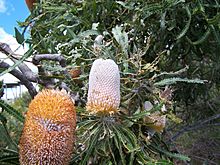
[1,0,220,164]
[0,86,30,165]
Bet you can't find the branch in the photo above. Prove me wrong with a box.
[33,54,66,67]
[1,43,74,97]
[0,42,14,55]
[32,54,71,88]
[0,61,37,98]
[0,42,57,87]
[0,42,39,82]
[168,114,220,142]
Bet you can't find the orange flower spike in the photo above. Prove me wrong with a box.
[19,89,76,165]
[86,59,120,115]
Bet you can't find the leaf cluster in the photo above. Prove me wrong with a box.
[1,0,220,164]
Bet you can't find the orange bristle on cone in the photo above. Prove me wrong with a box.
[19,89,76,165]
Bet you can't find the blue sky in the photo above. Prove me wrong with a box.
[0,0,30,35]
[0,0,35,99]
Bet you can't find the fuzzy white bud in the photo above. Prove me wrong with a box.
[86,59,120,114]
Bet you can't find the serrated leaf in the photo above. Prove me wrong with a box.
[79,30,99,38]
[81,123,103,165]
[192,28,211,45]
[126,104,163,120]
[154,77,206,86]
[147,160,173,165]
[0,148,18,155]
[0,113,7,124]
[112,25,128,55]
[116,1,135,10]
[210,25,220,46]
[66,27,76,38]
[136,151,152,164]
[0,47,33,77]
[0,119,18,150]
[112,125,139,153]
[152,144,190,161]
[113,134,126,165]
[176,6,191,40]
[207,13,220,25]
[0,100,24,123]
[0,155,19,164]
[14,27,25,44]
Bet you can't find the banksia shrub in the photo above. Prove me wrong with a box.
[19,89,76,165]
[86,59,120,115]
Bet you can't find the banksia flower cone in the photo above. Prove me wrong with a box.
[86,59,120,115]
[19,89,76,165]
[144,113,166,133]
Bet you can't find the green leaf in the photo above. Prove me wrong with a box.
[210,25,220,46]
[153,66,189,79]
[176,6,191,40]
[0,113,7,124]
[0,116,18,150]
[0,47,33,77]
[14,27,25,44]
[192,28,211,45]
[112,124,139,153]
[147,160,173,165]
[79,29,99,38]
[66,27,76,38]
[112,25,129,56]
[125,104,163,120]
[116,1,135,10]
[0,155,19,165]
[207,12,220,25]
[95,140,108,157]
[0,148,18,155]
[113,134,126,165]
[136,151,152,164]
[151,144,190,161]
[154,77,207,86]
[0,100,24,123]
[81,123,103,165]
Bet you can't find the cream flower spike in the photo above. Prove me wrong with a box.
[86,59,120,115]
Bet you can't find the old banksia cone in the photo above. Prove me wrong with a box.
[25,0,36,10]
[144,101,166,133]
[86,59,120,115]
[144,113,166,133]
[19,89,76,165]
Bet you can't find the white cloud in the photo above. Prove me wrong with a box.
[0,0,6,13]
[0,27,28,55]
[0,27,37,82]
[0,27,39,99]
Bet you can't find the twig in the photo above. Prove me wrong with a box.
[32,54,71,88]
[0,42,75,97]
[0,61,37,98]
[33,54,66,67]
[0,42,39,82]
[0,42,14,55]
[168,114,220,142]
[0,42,64,88]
